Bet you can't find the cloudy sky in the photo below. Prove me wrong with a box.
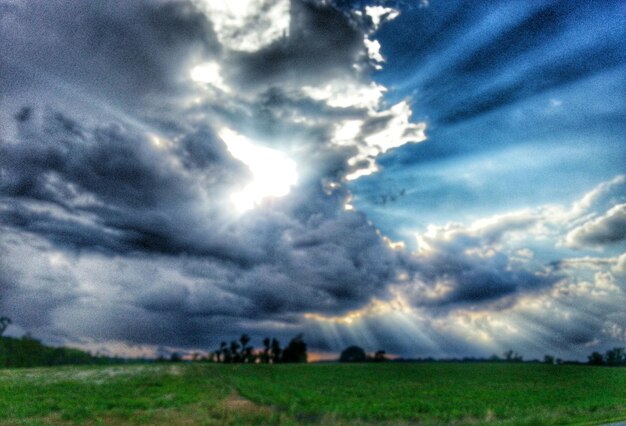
[1,0,624,360]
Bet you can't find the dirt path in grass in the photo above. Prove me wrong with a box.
[221,392,272,415]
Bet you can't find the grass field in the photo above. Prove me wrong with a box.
[0,363,624,425]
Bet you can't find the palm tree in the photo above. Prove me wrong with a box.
[239,334,253,363]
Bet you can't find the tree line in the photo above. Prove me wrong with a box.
[179,333,308,364]
[0,316,139,368]
[587,348,626,367]
[337,345,626,367]
[2,316,625,368]
[1,316,97,368]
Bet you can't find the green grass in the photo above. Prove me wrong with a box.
[0,363,624,425]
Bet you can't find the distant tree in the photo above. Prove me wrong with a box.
[543,355,555,365]
[373,350,388,362]
[220,341,228,362]
[488,354,501,362]
[0,317,11,336]
[220,340,234,363]
[239,334,255,363]
[261,337,271,363]
[224,348,233,363]
[605,347,625,366]
[282,334,307,363]
[588,351,604,366]
[240,334,250,349]
[340,346,367,363]
[230,340,241,362]
[503,350,523,362]
[170,352,182,362]
[270,338,282,363]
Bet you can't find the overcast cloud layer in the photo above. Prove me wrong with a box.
[1,0,624,360]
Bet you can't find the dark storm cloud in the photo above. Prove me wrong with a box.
[0,103,400,347]
[0,234,80,334]
[400,215,559,308]
[0,0,219,103]
[0,108,258,263]
[565,204,626,249]
[229,0,364,89]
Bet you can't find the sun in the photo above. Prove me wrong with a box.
[219,128,298,212]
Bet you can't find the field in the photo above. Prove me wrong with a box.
[0,363,625,425]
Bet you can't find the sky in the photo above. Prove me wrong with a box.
[0,0,624,361]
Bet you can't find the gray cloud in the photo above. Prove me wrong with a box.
[0,0,218,104]
[228,0,365,90]
[565,204,626,249]
[394,212,557,308]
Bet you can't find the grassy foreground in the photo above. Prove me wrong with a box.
[0,363,624,425]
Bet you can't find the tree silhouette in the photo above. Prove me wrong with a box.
[239,334,254,363]
[261,337,271,363]
[543,355,555,365]
[220,341,233,363]
[0,317,11,336]
[340,346,367,363]
[270,338,282,364]
[605,347,625,366]
[217,341,228,363]
[209,334,308,364]
[588,351,604,365]
[374,350,388,362]
[230,340,241,362]
[282,334,307,363]
[503,350,523,362]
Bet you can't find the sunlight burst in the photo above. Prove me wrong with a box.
[219,128,297,212]
[190,61,229,92]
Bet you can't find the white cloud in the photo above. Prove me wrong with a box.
[364,6,399,30]
[301,80,386,110]
[364,37,384,69]
[190,61,230,92]
[345,101,427,180]
[614,253,626,276]
[572,174,625,214]
[194,0,290,52]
